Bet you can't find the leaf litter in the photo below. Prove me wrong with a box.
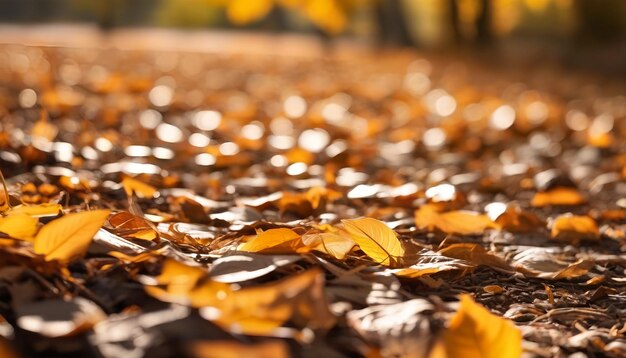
[0,43,624,358]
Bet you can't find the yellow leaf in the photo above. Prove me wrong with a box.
[0,214,38,241]
[34,210,111,262]
[301,231,355,260]
[435,294,522,358]
[121,177,157,198]
[10,203,63,217]
[195,268,335,335]
[239,228,306,254]
[304,0,347,35]
[531,187,585,207]
[342,218,404,266]
[550,214,599,244]
[227,0,274,25]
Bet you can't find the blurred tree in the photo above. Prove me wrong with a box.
[155,0,221,28]
[374,0,413,46]
[574,0,626,41]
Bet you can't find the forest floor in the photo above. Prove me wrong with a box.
[0,28,624,357]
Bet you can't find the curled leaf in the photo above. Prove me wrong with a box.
[439,243,512,272]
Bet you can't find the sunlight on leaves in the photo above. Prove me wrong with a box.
[433,294,522,358]
[34,210,111,262]
[531,187,585,207]
[0,214,38,241]
[342,217,404,266]
[239,228,307,254]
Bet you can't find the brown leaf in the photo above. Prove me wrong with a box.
[108,211,157,241]
[439,243,512,272]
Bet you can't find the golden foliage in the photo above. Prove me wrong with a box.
[342,217,405,266]
[34,210,111,262]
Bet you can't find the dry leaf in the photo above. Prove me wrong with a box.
[191,340,289,358]
[510,247,595,280]
[490,205,544,232]
[9,203,62,217]
[392,250,475,279]
[121,177,157,198]
[416,205,496,235]
[551,214,599,244]
[342,217,405,266]
[34,210,111,262]
[108,211,157,241]
[433,294,522,358]
[301,230,355,260]
[239,228,307,254]
[439,243,512,272]
[531,187,585,207]
[0,214,38,241]
[196,268,335,336]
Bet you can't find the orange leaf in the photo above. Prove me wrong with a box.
[433,295,522,358]
[416,205,496,235]
[531,187,585,207]
[34,210,111,262]
[0,214,38,241]
[550,214,599,244]
[239,228,307,254]
[121,177,157,198]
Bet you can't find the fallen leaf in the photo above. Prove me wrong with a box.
[439,243,512,272]
[551,214,599,244]
[0,214,38,241]
[510,247,595,280]
[191,340,289,358]
[391,250,475,279]
[342,217,405,266]
[16,297,106,338]
[347,299,435,358]
[531,187,585,207]
[433,294,522,358]
[301,230,355,260]
[416,205,496,235]
[209,253,300,283]
[489,204,544,232]
[108,211,157,241]
[197,268,335,335]
[239,228,307,254]
[9,203,62,217]
[34,210,111,262]
[122,177,157,198]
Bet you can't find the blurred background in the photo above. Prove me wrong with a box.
[0,0,624,75]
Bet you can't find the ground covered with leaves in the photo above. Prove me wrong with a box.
[0,43,625,358]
